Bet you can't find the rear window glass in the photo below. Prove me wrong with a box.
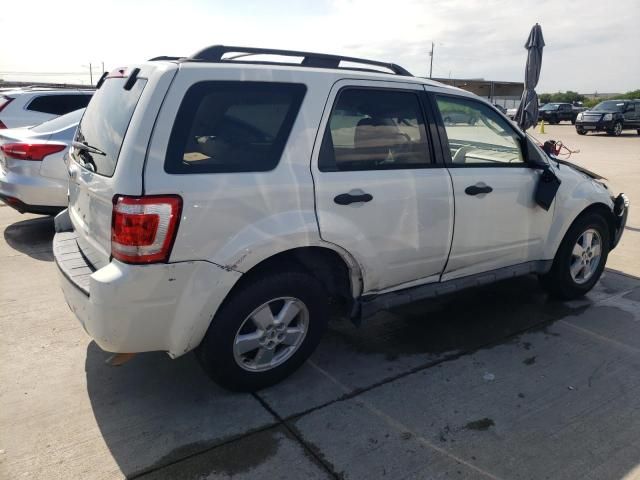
[165,82,306,174]
[31,108,84,133]
[27,94,93,115]
[72,78,147,177]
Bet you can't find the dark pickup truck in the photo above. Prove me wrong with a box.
[538,103,583,124]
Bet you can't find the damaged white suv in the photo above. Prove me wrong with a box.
[54,46,628,391]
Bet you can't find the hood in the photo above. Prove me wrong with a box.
[555,158,606,180]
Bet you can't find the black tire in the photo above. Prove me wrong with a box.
[576,127,587,135]
[571,117,576,125]
[539,213,610,300]
[637,129,640,135]
[196,270,329,392]
[608,121,623,136]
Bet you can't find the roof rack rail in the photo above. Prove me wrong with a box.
[186,45,413,77]
[148,56,184,61]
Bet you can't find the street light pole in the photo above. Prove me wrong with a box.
[429,42,434,79]
[89,62,93,86]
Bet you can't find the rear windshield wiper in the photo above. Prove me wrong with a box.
[72,141,106,156]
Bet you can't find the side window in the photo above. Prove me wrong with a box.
[436,96,524,166]
[319,88,431,171]
[27,94,92,115]
[165,82,306,174]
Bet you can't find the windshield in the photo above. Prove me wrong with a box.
[30,108,85,133]
[72,77,147,176]
[540,104,560,111]
[592,100,625,112]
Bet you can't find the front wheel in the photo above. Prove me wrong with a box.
[576,127,587,135]
[196,270,329,391]
[608,121,623,136]
[539,213,610,300]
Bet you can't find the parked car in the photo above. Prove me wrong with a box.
[441,110,478,125]
[0,88,92,129]
[0,108,84,214]
[538,103,579,124]
[575,99,640,136]
[53,46,628,392]
[506,107,518,120]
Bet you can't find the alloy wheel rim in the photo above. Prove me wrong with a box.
[615,123,622,135]
[233,297,309,372]
[570,228,602,284]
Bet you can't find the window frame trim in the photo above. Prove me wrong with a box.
[318,85,440,173]
[163,80,307,175]
[430,92,531,169]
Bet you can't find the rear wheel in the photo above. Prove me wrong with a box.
[196,270,329,391]
[539,213,610,300]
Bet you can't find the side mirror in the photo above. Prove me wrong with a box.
[523,136,547,169]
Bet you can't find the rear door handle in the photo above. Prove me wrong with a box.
[465,184,493,196]
[334,192,373,205]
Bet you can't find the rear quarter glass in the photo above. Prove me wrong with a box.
[71,78,147,177]
[164,81,306,174]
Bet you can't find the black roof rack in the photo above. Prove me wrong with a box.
[184,45,413,77]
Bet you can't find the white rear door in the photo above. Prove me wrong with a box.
[312,80,454,294]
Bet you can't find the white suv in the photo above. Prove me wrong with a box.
[53,46,629,391]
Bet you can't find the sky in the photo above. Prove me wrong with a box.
[1,0,638,93]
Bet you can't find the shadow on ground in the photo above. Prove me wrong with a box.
[84,270,640,478]
[3,215,55,261]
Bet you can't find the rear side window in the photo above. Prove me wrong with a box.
[27,94,92,115]
[319,88,431,171]
[165,82,306,174]
[72,78,147,176]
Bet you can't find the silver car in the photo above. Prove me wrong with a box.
[0,108,84,214]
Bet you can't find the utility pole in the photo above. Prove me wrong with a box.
[101,61,105,75]
[429,42,434,79]
[89,62,93,86]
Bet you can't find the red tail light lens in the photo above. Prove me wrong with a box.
[0,120,7,129]
[111,195,182,264]
[0,142,66,161]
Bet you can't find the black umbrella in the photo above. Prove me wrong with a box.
[515,23,545,131]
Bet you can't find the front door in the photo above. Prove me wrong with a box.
[432,94,553,281]
[312,81,454,293]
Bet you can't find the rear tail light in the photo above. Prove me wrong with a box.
[0,120,7,129]
[111,195,182,264]
[0,142,66,161]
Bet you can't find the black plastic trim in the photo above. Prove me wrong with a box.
[187,45,413,77]
[356,260,553,319]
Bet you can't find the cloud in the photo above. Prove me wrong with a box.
[1,0,638,92]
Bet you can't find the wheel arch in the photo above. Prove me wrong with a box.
[558,202,617,251]
[224,245,362,315]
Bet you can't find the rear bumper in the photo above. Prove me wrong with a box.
[0,167,67,212]
[54,215,242,357]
